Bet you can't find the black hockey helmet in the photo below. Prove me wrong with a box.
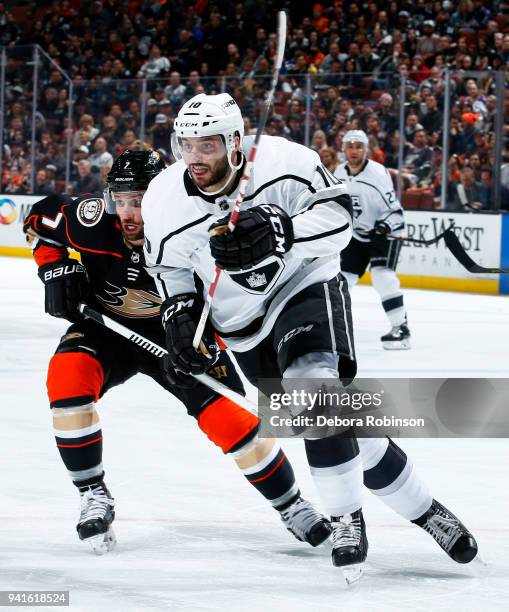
[104,149,166,212]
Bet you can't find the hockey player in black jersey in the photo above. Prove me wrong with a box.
[23,149,332,554]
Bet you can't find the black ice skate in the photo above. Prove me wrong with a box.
[331,509,368,567]
[279,497,332,547]
[412,498,478,564]
[77,482,116,555]
[381,322,411,350]
[331,509,368,583]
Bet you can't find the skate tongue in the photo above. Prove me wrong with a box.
[332,513,353,525]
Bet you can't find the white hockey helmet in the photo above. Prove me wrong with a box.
[342,129,369,151]
[172,93,244,171]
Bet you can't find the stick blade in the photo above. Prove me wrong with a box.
[443,229,509,274]
[443,229,478,272]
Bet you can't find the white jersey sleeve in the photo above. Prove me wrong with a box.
[236,136,352,258]
[290,164,353,258]
[374,165,405,235]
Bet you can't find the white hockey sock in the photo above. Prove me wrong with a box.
[310,454,364,517]
[371,267,406,327]
[285,354,363,516]
[359,437,432,521]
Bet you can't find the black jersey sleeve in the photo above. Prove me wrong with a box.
[23,194,123,266]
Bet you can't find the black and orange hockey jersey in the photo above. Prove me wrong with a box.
[23,194,165,341]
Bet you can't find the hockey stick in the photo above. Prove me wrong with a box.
[387,225,455,246]
[77,303,257,415]
[442,228,509,274]
[390,226,509,273]
[192,10,288,350]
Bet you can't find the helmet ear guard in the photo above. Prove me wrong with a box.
[224,131,243,171]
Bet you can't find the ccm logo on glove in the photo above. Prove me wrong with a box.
[259,204,288,254]
[209,204,294,272]
[161,293,219,378]
[161,295,195,325]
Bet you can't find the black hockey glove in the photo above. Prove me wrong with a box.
[369,220,392,238]
[160,358,198,389]
[209,204,294,272]
[161,293,219,379]
[38,259,88,322]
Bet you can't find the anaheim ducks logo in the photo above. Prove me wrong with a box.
[96,282,161,318]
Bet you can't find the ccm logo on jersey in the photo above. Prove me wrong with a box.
[259,204,286,254]
[43,263,86,281]
[277,324,314,353]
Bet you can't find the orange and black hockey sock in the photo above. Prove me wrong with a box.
[196,396,300,511]
[48,351,105,489]
[239,444,300,511]
[53,397,105,489]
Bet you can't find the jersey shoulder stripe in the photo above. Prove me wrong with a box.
[316,164,331,187]
[244,135,320,197]
[355,180,393,209]
[291,185,352,220]
[243,174,315,201]
[294,222,350,243]
[322,165,341,185]
[155,213,212,265]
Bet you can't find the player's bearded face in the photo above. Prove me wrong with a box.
[181,136,231,191]
[345,142,367,168]
[114,191,145,245]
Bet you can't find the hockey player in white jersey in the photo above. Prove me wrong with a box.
[335,130,410,349]
[142,93,478,572]
[143,92,372,571]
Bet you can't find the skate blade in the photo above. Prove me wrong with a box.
[87,527,117,555]
[469,555,488,571]
[472,554,487,567]
[382,339,411,350]
[343,564,364,585]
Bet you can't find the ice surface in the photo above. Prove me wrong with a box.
[0,257,508,611]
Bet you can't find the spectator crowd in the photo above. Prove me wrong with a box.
[1,0,509,210]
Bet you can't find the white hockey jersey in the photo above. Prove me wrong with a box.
[142,135,352,352]
[334,159,404,242]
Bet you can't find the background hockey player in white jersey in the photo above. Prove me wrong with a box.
[142,93,477,573]
[335,130,411,350]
